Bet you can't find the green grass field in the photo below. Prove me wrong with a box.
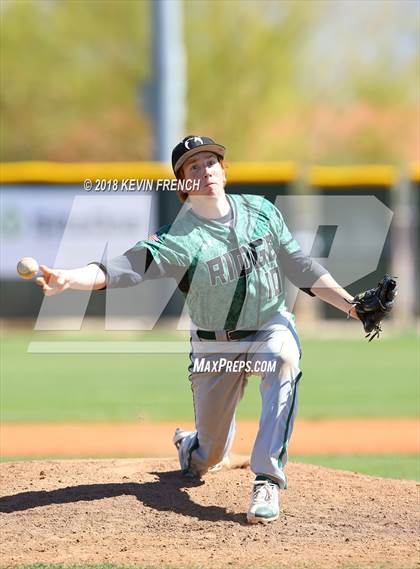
[1,330,418,481]
[1,330,418,422]
[293,454,419,481]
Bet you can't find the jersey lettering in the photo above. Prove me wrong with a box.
[206,258,227,286]
[206,234,277,286]
[266,266,283,300]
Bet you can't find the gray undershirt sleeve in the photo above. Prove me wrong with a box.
[278,248,329,297]
[90,247,163,289]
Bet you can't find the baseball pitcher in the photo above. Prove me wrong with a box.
[36,136,396,524]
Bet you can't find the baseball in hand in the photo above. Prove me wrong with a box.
[17,257,39,280]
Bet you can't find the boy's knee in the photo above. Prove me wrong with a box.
[196,438,227,469]
[206,446,226,468]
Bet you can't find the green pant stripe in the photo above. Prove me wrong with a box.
[185,436,200,473]
[278,371,302,467]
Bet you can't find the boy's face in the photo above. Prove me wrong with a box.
[181,151,226,199]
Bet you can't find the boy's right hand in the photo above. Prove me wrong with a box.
[36,265,72,296]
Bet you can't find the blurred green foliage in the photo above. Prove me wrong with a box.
[0,0,418,163]
[1,0,151,161]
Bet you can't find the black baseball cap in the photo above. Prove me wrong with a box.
[172,135,225,176]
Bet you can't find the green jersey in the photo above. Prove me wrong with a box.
[102,194,326,330]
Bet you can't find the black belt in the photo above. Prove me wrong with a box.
[196,329,257,341]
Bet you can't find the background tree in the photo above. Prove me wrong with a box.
[1,0,418,164]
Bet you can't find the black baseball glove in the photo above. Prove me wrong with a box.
[352,275,398,341]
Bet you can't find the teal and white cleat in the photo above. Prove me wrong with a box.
[247,478,280,524]
[173,427,194,450]
[173,427,230,475]
[173,427,196,476]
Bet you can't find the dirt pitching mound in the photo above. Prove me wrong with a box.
[0,458,418,569]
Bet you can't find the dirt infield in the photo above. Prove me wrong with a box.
[2,418,418,457]
[0,457,418,569]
